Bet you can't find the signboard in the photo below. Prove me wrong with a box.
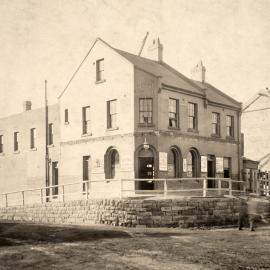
[201,156,208,173]
[216,157,224,173]
[159,152,168,171]
[183,158,187,172]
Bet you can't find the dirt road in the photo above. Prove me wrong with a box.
[0,223,270,270]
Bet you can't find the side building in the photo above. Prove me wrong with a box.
[0,37,242,200]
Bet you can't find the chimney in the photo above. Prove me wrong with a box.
[146,38,163,62]
[23,100,32,112]
[191,61,206,83]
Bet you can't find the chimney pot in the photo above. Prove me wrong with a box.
[23,101,32,111]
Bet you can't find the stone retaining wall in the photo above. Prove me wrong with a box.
[0,197,249,228]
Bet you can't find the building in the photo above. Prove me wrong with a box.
[0,37,242,200]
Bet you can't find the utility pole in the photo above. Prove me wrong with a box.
[45,80,50,201]
[138,32,149,56]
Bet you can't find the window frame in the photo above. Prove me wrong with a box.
[30,128,36,149]
[82,106,91,135]
[107,99,117,129]
[96,58,104,82]
[0,135,3,153]
[64,109,69,124]
[211,112,220,136]
[226,115,234,137]
[188,102,198,130]
[168,98,179,128]
[14,132,19,152]
[139,98,153,125]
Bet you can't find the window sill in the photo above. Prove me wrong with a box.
[95,79,106,84]
[81,133,92,137]
[211,134,221,138]
[168,126,180,131]
[47,144,54,148]
[106,127,119,131]
[13,150,20,154]
[138,123,155,128]
[187,128,199,133]
[64,121,69,125]
[30,147,37,151]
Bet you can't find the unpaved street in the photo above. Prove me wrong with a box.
[0,223,270,270]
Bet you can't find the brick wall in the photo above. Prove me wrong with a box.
[0,197,255,228]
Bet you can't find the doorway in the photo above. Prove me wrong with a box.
[52,162,59,197]
[207,155,215,188]
[138,157,155,190]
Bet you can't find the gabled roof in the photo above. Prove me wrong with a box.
[59,37,242,109]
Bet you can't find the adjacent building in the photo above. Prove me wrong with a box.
[0,37,242,200]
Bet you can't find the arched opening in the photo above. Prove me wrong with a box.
[105,147,120,179]
[137,147,155,190]
[187,148,200,177]
[168,146,182,178]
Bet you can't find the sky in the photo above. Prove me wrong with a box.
[0,0,269,118]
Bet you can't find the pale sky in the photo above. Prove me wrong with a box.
[0,0,269,118]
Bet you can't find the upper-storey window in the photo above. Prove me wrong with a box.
[82,106,91,134]
[96,58,104,82]
[48,123,54,145]
[107,100,117,129]
[226,115,234,137]
[64,109,69,124]
[212,112,220,136]
[0,135,3,153]
[30,128,36,149]
[14,132,19,152]
[139,98,153,124]
[188,102,197,130]
[169,98,179,128]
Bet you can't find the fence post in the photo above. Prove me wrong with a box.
[218,179,221,196]
[164,179,167,198]
[203,178,207,197]
[5,194,8,207]
[229,179,232,196]
[62,185,65,202]
[22,191,25,206]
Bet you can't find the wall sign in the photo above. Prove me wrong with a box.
[201,156,208,173]
[216,157,224,173]
[159,152,168,171]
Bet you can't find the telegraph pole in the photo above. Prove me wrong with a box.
[45,80,50,201]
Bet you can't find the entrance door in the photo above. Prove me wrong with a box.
[52,162,59,197]
[207,156,215,188]
[138,157,154,190]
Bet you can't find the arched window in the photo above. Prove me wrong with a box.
[168,147,181,178]
[187,149,200,177]
[105,148,119,179]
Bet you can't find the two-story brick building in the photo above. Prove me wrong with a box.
[0,37,242,199]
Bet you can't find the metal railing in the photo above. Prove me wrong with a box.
[0,177,246,207]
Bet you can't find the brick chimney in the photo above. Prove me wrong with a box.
[191,61,206,83]
[145,38,163,62]
[23,100,32,111]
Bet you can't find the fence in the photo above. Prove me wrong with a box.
[0,177,246,207]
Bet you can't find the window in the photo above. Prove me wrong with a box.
[105,148,119,179]
[168,147,181,178]
[224,157,231,178]
[169,98,179,128]
[82,106,91,134]
[139,98,153,124]
[0,135,3,153]
[64,109,69,123]
[14,132,19,152]
[30,128,36,149]
[226,115,234,137]
[187,149,200,177]
[48,123,53,145]
[188,103,197,130]
[96,58,104,81]
[83,156,91,192]
[212,112,220,135]
[107,100,117,129]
